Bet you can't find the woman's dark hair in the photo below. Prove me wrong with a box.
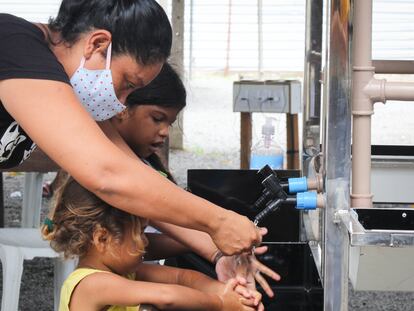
[49,0,172,65]
[126,63,186,110]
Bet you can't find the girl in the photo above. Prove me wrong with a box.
[111,63,281,297]
[0,0,261,256]
[42,178,264,311]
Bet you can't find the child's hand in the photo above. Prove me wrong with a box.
[218,278,259,311]
[230,276,264,310]
[234,284,264,311]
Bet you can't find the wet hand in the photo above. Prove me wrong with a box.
[215,244,281,298]
[211,210,263,256]
[234,282,264,311]
[250,246,281,297]
[218,278,257,311]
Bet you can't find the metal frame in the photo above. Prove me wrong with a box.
[302,1,352,310]
[302,1,414,309]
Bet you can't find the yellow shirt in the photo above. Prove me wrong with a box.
[59,268,139,311]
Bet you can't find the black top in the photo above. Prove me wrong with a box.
[0,14,70,168]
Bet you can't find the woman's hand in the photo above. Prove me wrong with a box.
[215,246,281,298]
[211,211,263,255]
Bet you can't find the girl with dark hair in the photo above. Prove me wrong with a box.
[111,62,185,181]
[111,63,281,298]
[0,0,262,256]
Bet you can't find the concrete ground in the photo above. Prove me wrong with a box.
[1,76,414,310]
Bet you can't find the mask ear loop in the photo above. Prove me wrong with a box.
[105,43,112,70]
[79,57,86,68]
[77,43,112,70]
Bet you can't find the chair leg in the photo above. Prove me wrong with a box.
[0,245,24,311]
[53,258,77,311]
[21,173,43,228]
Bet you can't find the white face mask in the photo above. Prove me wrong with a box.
[70,43,126,121]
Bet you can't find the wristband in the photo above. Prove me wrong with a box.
[213,250,225,264]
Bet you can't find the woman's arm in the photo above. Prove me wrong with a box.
[97,119,139,159]
[144,233,190,260]
[71,271,222,311]
[0,78,261,255]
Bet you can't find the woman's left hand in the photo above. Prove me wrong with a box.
[215,246,281,298]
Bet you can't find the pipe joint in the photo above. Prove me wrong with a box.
[307,174,324,192]
[364,78,386,103]
[351,193,374,208]
[352,109,374,116]
[353,66,375,73]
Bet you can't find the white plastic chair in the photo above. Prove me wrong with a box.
[0,228,76,311]
[0,152,76,311]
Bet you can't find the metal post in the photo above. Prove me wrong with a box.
[322,0,352,310]
[301,0,324,257]
[303,0,323,159]
[169,0,185,150]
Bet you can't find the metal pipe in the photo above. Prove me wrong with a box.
[301,0,323,250]
[302,0,323,157]
[373,60,414,74]
[351,0,374,208]
[322,0,351,309]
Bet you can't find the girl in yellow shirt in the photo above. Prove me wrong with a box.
[42,177,264,311]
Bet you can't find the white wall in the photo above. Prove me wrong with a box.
[184,0,414,73]
[1,0,413,73]
[0,0,60,22]
[184,0,305,73]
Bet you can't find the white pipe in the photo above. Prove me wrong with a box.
[351,0,374,208]
[373,60,414,74]
[384,82,414,101]
[351,1,414,208]
[365,79,414,102]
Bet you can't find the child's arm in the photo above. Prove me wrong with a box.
[144,233,190,260]
[136,264,260,310]
[136,262,220,292]
[69,271,223,311]
[151,220,219,262]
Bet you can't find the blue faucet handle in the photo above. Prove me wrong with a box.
[288,177,308,193]
[296,191,317,210]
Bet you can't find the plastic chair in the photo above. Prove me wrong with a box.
[0,228,76,311]
[0,151,75,310]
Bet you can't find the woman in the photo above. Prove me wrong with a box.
[0,0,261,256]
